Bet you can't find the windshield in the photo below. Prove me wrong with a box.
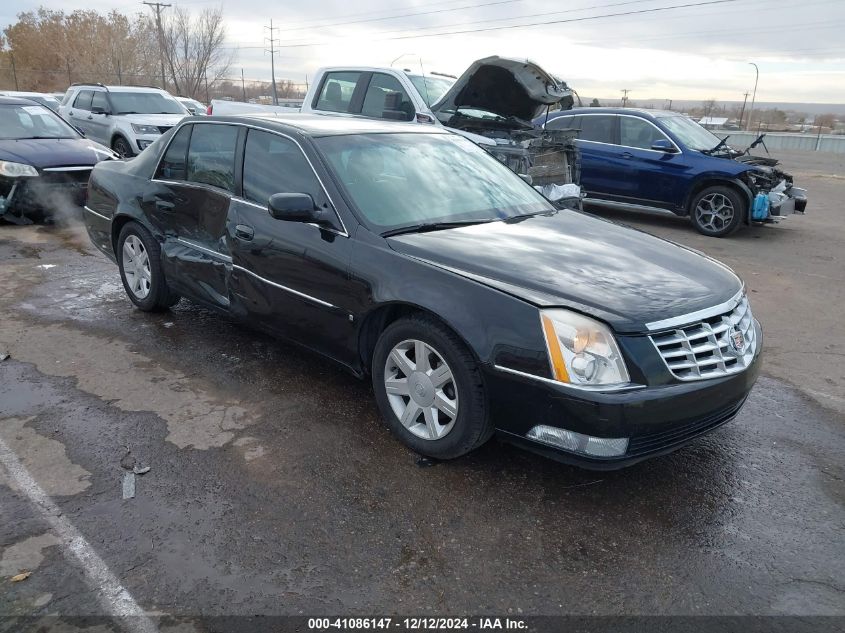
[108,91,186,115]
[658,115,722,151]
[407,75,455,107]
[315,132,553,233]
[0,103,80,140]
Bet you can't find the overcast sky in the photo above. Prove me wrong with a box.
[4,0,845,103]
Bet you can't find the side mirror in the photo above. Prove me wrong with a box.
[651,139,677,153]
[268,193,318,223]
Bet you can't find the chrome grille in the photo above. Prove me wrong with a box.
[650,295,757,381]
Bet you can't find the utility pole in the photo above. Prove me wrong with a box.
[143,2,171,91]
[265,19,279,105]
[9,52,19,90]
[116,57,123,85]
[747,62,759,132]
[621,89,630,108]
[241,68,247,101]
[66,59,72,86]
[738,92,749,129]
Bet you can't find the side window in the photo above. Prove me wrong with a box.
[242,130,327,207]
[186,124,238,192]
[91,91,109,113]
[578,115,615,144]
[156,125,192,181]
[620,117,669,150]
[314,72,360,113]
[73,90,94,110]
[361,73,414,121]
[545,115,574,130]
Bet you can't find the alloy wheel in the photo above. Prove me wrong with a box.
[384,339,459,441]
[695,193,735,233]
[122,235,152,299]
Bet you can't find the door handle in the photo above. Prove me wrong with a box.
[235,224,254,241]
[87,116,93,120]
[621,151,634,159]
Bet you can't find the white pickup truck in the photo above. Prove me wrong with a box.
[210,56,581,197]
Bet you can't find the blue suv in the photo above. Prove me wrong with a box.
[535,108,807,237]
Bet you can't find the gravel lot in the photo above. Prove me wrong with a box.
[0,149,842,632]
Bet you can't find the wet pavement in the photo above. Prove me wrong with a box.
[0,151,843,631]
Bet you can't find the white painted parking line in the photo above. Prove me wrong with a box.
[0,436,158,633]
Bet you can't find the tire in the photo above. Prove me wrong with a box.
[112,136,134,158]
[689,185,745,237]
[117,221,179,311]
[372,314,492,460]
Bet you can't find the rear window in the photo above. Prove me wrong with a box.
[186,124,238,193]
[73,90,94,110]
[314,72,360,113]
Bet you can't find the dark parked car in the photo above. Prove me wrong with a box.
[535,108,807,237]
[84,114,761,469]
[0,96,115,222]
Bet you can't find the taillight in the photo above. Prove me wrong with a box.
[207,104,213,115]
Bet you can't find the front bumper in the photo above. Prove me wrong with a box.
[1,169,91,220]
[485,322,762,470]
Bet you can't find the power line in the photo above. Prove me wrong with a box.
[267,0,749,48]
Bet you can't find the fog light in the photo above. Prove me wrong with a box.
[137,139,152,150]
[526,425,628,457]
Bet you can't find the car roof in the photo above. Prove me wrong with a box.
[204,113,449,137]
[551,107,681,118]
[0,91,55,98]
[71,85,167,93]
[0,95,52,106]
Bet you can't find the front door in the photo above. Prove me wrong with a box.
[226,129,356,365]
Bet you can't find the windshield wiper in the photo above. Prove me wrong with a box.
[702,135,730,155]
[381,219,494,237]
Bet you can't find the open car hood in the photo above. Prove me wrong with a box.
[430,56,573,124]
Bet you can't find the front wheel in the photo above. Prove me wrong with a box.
[372,315,492,460]
[117,222,179,311]
[112,136,134,158]
[690,185,745,237]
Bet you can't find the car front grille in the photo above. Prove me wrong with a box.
[649,294,757,381]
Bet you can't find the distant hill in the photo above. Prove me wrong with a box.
[585,99,845,116]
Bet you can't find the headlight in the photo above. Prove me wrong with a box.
[540,309,630,388]
[0,161,39,178]
[131,124,161,135]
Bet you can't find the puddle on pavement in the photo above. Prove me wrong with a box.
[0,532,61,578]
[0,417,91,496]
[0,321,253,450]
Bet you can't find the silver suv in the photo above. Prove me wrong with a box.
[59,84,188,157]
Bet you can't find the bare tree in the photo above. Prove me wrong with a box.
[702,98,718,119]
[162,7,232,98]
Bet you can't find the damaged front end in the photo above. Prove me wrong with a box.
[1,165,92,224]
[430,56,582,208]
[733,134,807,222]
[738,156,807,222]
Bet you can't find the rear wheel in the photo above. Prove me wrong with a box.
[117,222,179,311]
[372,315,492,459]
[690,185,745,237]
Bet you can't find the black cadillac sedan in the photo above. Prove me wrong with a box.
[83,114,761,469]
[0,96,115,222]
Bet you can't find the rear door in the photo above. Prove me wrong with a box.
[548,114,623,200]
[227,128,356,364]
[66,90,94,136]
[87,91,111,145]
[147,122,239,311]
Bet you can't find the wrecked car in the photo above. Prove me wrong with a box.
[0,96,116,223]
[214,57,582,207]
[536,107,807,237]
[85,115,761,469]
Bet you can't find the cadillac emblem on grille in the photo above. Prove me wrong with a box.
[729,328,746,353]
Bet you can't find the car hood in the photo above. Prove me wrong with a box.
[430,56,574,124]
[386,211,742,333]
[0,138,115,170]
[120,113,187,127]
